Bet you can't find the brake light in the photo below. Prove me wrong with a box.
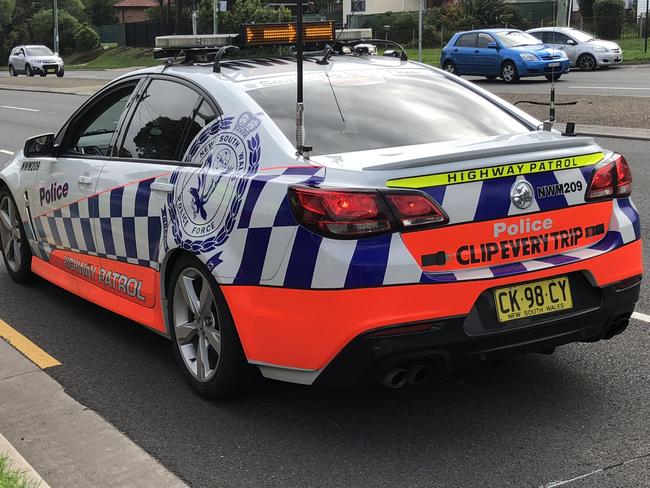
[586,154,632,201]
[288,187,447,239]
[384,192,447,228]
[288,187,393,238]
[615,155,632,197]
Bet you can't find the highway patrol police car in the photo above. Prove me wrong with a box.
[0,23,642,398]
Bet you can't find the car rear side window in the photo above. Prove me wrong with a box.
[119,79,200,161]
[456,33,477,47]
[182,99,218,153]
[247,69,529,156]
[477,33,495,48]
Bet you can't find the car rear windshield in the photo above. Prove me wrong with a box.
[245,68,529,155]
[26,47,54,56]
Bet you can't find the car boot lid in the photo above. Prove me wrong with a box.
[311,131,601,172]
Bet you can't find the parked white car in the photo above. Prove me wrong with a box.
[8,45,64,77]
[526,27,622,71]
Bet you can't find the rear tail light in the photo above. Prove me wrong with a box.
[586,154,632,201]
[288,187,447,239]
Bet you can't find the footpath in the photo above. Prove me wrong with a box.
[0,337,188,488]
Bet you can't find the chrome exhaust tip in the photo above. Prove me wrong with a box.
[382,368,409,389]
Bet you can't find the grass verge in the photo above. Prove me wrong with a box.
[0,455,40,488]
[65,47,160,70]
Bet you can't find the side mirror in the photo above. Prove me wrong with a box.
[567,39,578,46]
[24,133,54,158]
[487,42,499,49]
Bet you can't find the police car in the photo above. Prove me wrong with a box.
[0,22,642,398]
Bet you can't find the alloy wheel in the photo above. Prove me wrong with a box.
[579,55,596,71]
[172,267,222,382]
[0,196,23,273]
[502,64,515,82]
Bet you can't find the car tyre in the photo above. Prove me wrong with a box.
[500,61,519,83]
[545,72,562,81]
[578,53,597,71]
[168,254,260,399]
[25,64,34,77]
[9,65,17,77]
[0,188,33,284]
[40,72,47,77]
[443,60,458,75]
[56,69,64,78]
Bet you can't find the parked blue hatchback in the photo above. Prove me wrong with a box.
[440,29,571,83]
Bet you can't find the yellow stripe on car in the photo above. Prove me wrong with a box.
[0,319,61,369]
[386,152,604,189]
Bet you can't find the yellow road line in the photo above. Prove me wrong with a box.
[0,320,61,369]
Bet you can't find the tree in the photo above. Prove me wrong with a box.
[458,0,518,26]
[593,0,624,38]
[578,0,595,18]
[0,0,16,29]
[74,23,100,50]
[88,0,116,25]
[203,0,291,34]
[31,9,81,53]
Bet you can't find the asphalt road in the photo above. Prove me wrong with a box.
[1,62,650,97]
[467,64,650,97]
[1,91,649,488]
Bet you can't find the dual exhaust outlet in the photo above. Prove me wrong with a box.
[382,364,432,389]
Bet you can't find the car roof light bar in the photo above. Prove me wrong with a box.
[241,21,335,47]
[334,28,372,41]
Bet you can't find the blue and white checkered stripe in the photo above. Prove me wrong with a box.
[211,166,326,285]
[30,177,163,270]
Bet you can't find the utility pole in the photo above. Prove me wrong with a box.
[191,0,198,35]
[418,0,423,62]
[213,0,218,34]
[643,0,650,53]
[52,0,60,54]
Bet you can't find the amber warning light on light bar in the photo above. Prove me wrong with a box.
[243,21,335,46]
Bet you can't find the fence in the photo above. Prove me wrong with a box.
[97,21,191,47]
[374,15,648,49]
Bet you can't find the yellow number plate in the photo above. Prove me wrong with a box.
[493,276,573,323]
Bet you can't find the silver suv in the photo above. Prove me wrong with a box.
[8,45,64,77]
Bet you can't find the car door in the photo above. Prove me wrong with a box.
[14,48,26,71]
[544,32,577,63]
[473,33,500,75]
[452,33,478,74]
[92,75,219,309]
[30,79,141,264]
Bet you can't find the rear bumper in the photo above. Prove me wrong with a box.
[315,274,641,386]
[222,240,642,381]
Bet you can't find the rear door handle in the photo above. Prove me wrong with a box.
[151,182,174,193]
[78,175,93,185]
[474,49,479,53]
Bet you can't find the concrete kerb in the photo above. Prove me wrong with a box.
[577,124,650,142]
[0,432,52,488]
[0,85,101,96]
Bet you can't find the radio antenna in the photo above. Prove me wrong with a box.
[547,0,558,127]
[295,0,312,156]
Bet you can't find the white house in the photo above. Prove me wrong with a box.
[342,0,421,22]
